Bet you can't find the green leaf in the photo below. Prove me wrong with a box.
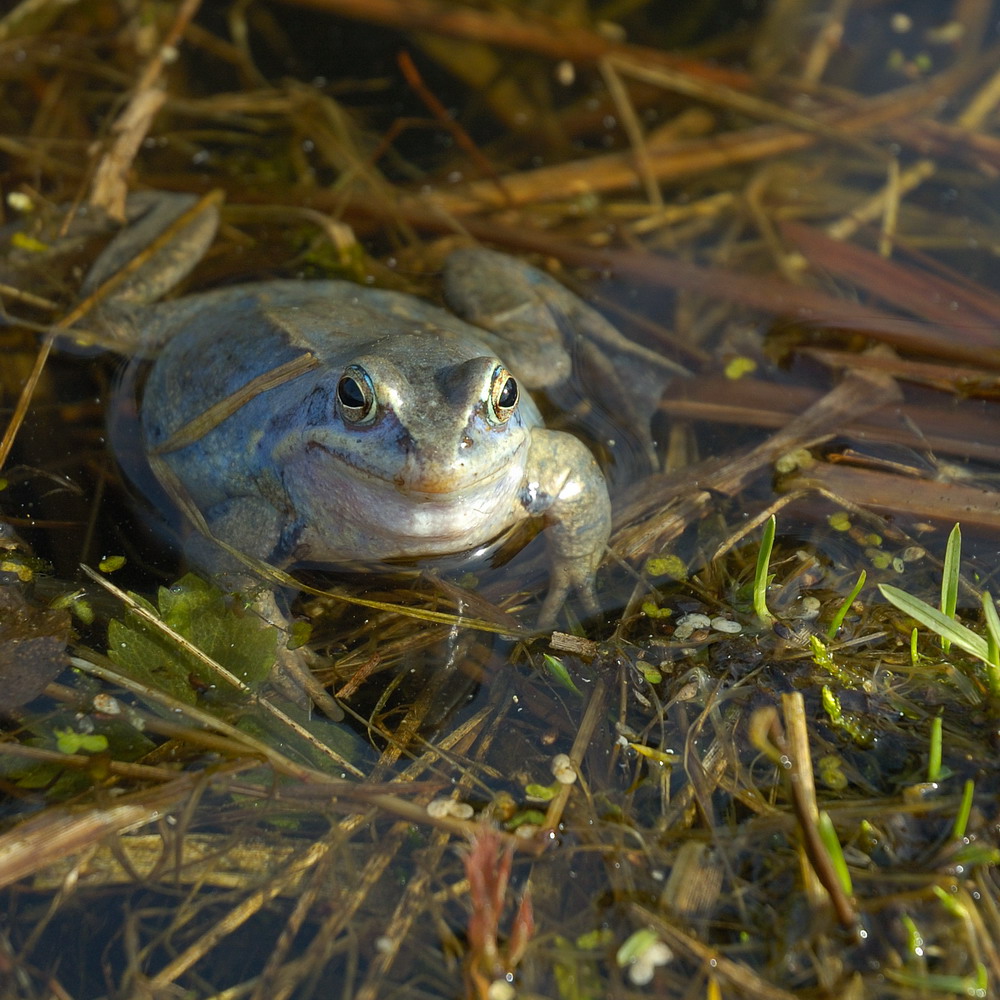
[980,593,1000,695]
[53,728,109,755]
[644,554,686,580]
[507,809,546,830]
[108,574,277,705]
[525,782,557,801]
[821,685,842,723]
[878,585,989,662]
[826,569,866,638]
[541,654,583,696]
[927,715,942,783]
[951,778,975,841]
[818,810,853,897]
[54,728,82,754]
[616,928,660,966]
[637,661,662,684]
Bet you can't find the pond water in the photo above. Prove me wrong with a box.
[2,1,1000,998]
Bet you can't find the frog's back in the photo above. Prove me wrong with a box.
[142,279,504,422]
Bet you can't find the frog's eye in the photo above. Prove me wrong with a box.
[337,365,376,424]
[487,365,518,425]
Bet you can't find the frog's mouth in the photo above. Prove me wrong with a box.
[394,459,516,496]
[304,437,523,497]
[393,462,516,498]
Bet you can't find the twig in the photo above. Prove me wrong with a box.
[89,0,204,218]
[270,0,751,88]
[397,49,508,200]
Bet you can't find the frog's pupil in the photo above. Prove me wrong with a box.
[338,376,365,409]
[498,376,517,409]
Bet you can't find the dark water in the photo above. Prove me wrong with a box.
[4,1,1000,997]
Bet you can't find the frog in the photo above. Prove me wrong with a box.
[86,193,615,635]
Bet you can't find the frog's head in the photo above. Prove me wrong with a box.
[303,351,530,491]
[274,342,539,558]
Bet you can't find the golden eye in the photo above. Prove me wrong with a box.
[337,365,376,424]
[488,365,518,424]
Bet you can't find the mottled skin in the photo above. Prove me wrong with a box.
[137,250,612,625]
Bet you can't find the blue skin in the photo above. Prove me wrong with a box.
[135,249,612,627]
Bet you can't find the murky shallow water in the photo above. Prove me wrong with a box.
[4,1,1000,997]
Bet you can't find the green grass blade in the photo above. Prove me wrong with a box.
[818,810,853,897]
[952,779,975,841]
[980,592,1000,696]
[927,715,942,783]
[826,569,866,639]
[541,654,584,696]
[878,584,989,661]
[940,523,961,653]
[754,514,776,624]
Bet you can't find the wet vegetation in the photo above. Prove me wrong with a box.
[1,0,1000,997]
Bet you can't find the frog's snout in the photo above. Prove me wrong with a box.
[394,440,475,495]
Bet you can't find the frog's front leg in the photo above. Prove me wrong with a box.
[520,429,611,628]
[180,495,343,720]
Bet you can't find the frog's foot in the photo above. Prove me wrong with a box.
[78,191,222,355]
[442,247,572,389]
[445,246,678,379]
[251,589,343,721]
[521,428,611,630]
[270,643,344,721]
[535,550,602,629]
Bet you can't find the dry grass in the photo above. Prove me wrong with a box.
[1,1,999,997]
